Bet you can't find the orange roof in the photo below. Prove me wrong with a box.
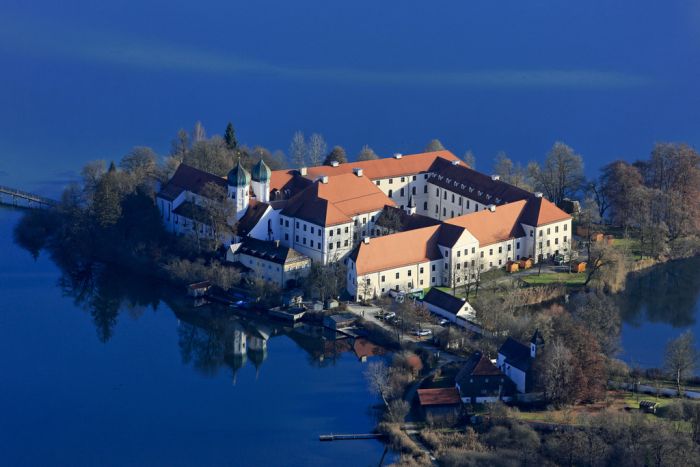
[445,200,528,246]
[519,196,571,226]
[270,151,463,192]
[281,173,394,226]
[350,225,442,275]
[417,388,461,406]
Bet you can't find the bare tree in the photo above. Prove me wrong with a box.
[376,207,403,234]
[538,338,575,406]
[170,128,190,159]
[289,131,306,168]
[200,182,236,248]
[193,121,207,143]
[357,144,379,161]
[530,142,584,205]
[665,331,698,396]
[307,133,327,167]
[463,149,476,169]
[425,139,446,152]
[365,361,393,409]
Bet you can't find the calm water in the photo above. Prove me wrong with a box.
[2,1,700,192]
[0,207,388,467]
[619,256,700,370]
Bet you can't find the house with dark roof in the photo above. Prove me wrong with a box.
[455,351,516,404]
[496,330,544,393]
[422,287,475,323]
[227,237,311,288]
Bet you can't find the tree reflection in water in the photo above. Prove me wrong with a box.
[620,256,700,328]
[46,256,377,381]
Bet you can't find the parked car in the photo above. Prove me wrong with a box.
[384,311,396,320]
[438,318,449,326]
[411,328,433,337]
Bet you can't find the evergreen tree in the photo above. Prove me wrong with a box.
[323,146,347,165]
[224,122,238,150]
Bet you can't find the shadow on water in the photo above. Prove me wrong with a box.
[619,256,700,328]
[46,252,387,377]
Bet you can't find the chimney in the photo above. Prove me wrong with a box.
[300,167,307,176]
[275,240,280,248]
[363,237,370,244]
[331,160,340,167]
[491,174,500,181]
[393,153,403,159]
[534,192,543,198]
[321,175,329,184]
[488,204,496,212]
[353,167,363,177]
[451,159,461,166]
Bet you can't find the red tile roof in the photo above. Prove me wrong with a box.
[444,200,528,246]
[270,150,463,193]
[281,173,394,226]
[350,225,442,275]
[417,388,462,406]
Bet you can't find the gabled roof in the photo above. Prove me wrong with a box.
[236,201,270,237]
[444,200,527,246]
[457,351,503,379]
[498,337,532,371]
[270,151,463,194]
[158,164,226,201]
[429,158,531,205]
[237,237,309,265]
[281,173,394,226]
[349,225,442,276]
[423,288,468,315]
[519,196,571,227]
[417,388,461,406]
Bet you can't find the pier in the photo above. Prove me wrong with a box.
[0,186,57,209]
[319,433,385,442]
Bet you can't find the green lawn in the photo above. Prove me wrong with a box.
[521,272,587,286]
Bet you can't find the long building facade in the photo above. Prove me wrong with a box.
[156,150,571,299]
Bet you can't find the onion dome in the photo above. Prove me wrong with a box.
[251,159,271,183]
[227,162,250,187]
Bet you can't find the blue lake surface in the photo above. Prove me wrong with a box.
[0,207,388,467]
[1,1,699,193]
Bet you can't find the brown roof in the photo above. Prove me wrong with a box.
[236,200,270,237]
[158,164,226,201]
[270,151,463,193]
[281,173,394,226]
[520,196,571,227]
[350,225,442,275]
[417,388,461,406]
[444,200,527,246]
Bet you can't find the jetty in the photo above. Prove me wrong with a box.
[319,433,385,442]
[0,186,57,209]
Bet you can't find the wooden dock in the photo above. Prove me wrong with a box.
[319,433,384,442]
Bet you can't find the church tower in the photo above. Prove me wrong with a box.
[251,159,271,203]
[227,162,250,220]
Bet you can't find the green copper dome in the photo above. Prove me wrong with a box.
[227,162,250,187]
[251,159,271,183]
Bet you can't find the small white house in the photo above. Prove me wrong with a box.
[422,287,476,324]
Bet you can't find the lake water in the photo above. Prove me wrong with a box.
[619,256,700,370]
[0,207,389,467]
